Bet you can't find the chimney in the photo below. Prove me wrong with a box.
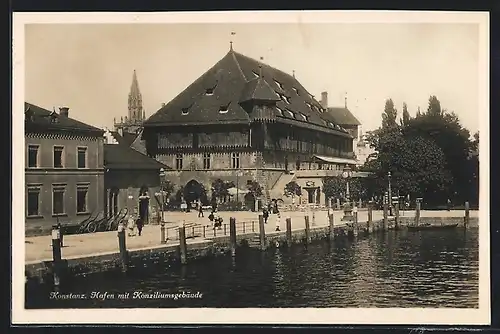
[59,107,69,118]
[320,92,328,109]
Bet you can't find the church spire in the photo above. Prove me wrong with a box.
[128,69,143,123]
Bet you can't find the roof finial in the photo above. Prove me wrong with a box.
[292,70,295,78]
[344,92,348,109]
[230,31,235,51]
[259,64,263,78]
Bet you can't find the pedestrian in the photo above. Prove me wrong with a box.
[136,217,144,236]
[198,203,204,218]
[275,213,281,231]
[127,214,136,237]
[263,207,269,224]
[447,198,452,211]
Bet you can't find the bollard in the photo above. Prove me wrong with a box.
[229,217,237,257]
[395,202,400,229]
[368,201,373,233]
[286,217,292,246]
[252,221,255,233]
[415,199,422,226]
[258,214,266,251]
[51,224,62,286]
[160,222,166,244]
[223,223,227,236]
[312,210,316,226]
[203,225,206,238]
[304,215,311,244]
[179,225,187,265]
[192,226,195,237]
[117,223,128,273]
[328,214,335,240]
[464,201,470,228]
[242,222,246,234]
[383,203,388,231]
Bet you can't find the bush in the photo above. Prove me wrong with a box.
[217,201,248,211]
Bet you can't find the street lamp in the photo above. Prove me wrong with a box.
[159,167,165,223]
[341,165,353,222]
[387,171,393,216]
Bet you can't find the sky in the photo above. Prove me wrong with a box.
[24,21,481,133]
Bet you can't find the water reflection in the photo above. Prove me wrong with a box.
[26,228,479,309]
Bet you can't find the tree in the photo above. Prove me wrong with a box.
[382,98,398,129]
[322,176,371,202]
[247,180,263,198]
[284,181,301,197]
[211,178,234,202]
[400,102,411,127]
[427,95,442,116]
[160,180,175,198]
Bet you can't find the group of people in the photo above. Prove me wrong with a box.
[262,201,281,232]
[126,210,144,237]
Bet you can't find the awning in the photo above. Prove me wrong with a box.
[227,187,250,196]
[314,155,357,165]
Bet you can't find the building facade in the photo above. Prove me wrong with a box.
[25,102,105,236]
[142,47,358,207]
[113,70,146,135]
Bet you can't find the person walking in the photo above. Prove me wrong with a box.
[275,212,281,231]
[127,213,136,237]
[263,207,269,224]
[136,216,144,236]
[447,198,452,211]
[198,202,204,218]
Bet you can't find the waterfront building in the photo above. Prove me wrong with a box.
[142,46,357,207]
[25,102,105,236]
[103,129,168,223]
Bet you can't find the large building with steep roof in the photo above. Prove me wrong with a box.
[142,47,358,207]
[25,102,105,236]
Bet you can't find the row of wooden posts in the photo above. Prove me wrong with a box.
[48,201,471,286]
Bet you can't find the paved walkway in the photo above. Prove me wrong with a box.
[25,209,477,264]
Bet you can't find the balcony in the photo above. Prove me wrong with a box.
[293,169,342,178]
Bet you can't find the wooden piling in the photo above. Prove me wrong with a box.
[117,223,128,273]
[223,223,227,236]
[286,217,292,246]
[368,201,373,232]
[415,199,422,226]
[304,215,311,244]
[383,203,388,231]
[51,224,62,286]
[160,222,166,244]
[229,217,237,257]
[353,211,358,237]
[258,214,266,251]
[179,225,187,265]
[312,210,316,226]
[464,201,470,228]
[202,225,206,238]
[328,214,335,240]
[395,202,400,229]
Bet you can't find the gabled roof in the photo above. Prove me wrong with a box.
[103,130,169,170]
[144,49,350,137]
[24,102,103,135]
[110,131,139,147]
[327,107,361,126]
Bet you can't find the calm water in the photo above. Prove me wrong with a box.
[26,228,479,308]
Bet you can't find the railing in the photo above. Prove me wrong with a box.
[161,220,259,243]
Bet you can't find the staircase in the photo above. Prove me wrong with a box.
[247,235,262,248]
[270,172,297,201]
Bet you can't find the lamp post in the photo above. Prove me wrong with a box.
[388,171,393,216]
[341,165,353,222]
[159,167,165,223]
[236,169,243,204]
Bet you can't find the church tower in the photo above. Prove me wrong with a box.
[114,69,146,134]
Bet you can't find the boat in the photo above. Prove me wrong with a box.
[407,223,459,231]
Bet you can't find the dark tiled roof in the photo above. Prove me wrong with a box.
[25,102,103,135]
[104,143,169,170]
[327,107,361,126]
[144,50,350,137]
[111,131,139,147]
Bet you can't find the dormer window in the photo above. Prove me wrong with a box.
[278,93,290,104]
[292,87,299,95]
[276,106,284,116]
[252,71,259,78]
[305,102,313,109]
[322,120,328,126]
[205,82,217,96]
[328,122,334,127]
[274,79,284,90]
[283,95,291,104]
[181,108,189,115]
[219,103,230,114]
[285,109,295,118]
[299,113,308,121]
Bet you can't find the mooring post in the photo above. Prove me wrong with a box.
[117,222,128,273]
[312,209,316,226]
[252,221,255,233]
[230,217,237,257]
[304,215,311,244]
[223,223,227,236]
[202,225,206,238]
[368,201,373,233]
[328,214,335,240]
[353,207,358,237]
[464,201,470,228]
[415,198,422,226]
[286,217,292,246]
[51,224,62,286]
[383,203,388,231]
[160,222,166,244]
[395,202,400,229]
[179,224,187,265]
[258,214,266,251]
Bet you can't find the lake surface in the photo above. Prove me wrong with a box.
[25,227,479,308]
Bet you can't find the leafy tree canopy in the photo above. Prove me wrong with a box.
[284,181,302,197]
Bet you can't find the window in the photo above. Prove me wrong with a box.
[219,104,230,114]
[252,71,259,78]
[52,186,65,215]
[28,145,39,168]
[276,106,283,116]
[77,147,87,168]
[278,93,290,104]
[175,154,183,170]
[274,79,284,90]
[299,113,308,121]
[203,153,211,169]
[181,108,189,115]
[53,146,64,168]
[231,152,240,169]
[286,109,295,118]
[292,87,299,95]
[205,83,217,96]
[76,185,88,213]
[27,186,40,217]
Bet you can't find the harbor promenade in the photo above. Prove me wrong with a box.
[24,209,478,264]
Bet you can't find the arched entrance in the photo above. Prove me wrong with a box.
[244,192,255,211]
[138,185,150,222]
[184,180,208,210]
